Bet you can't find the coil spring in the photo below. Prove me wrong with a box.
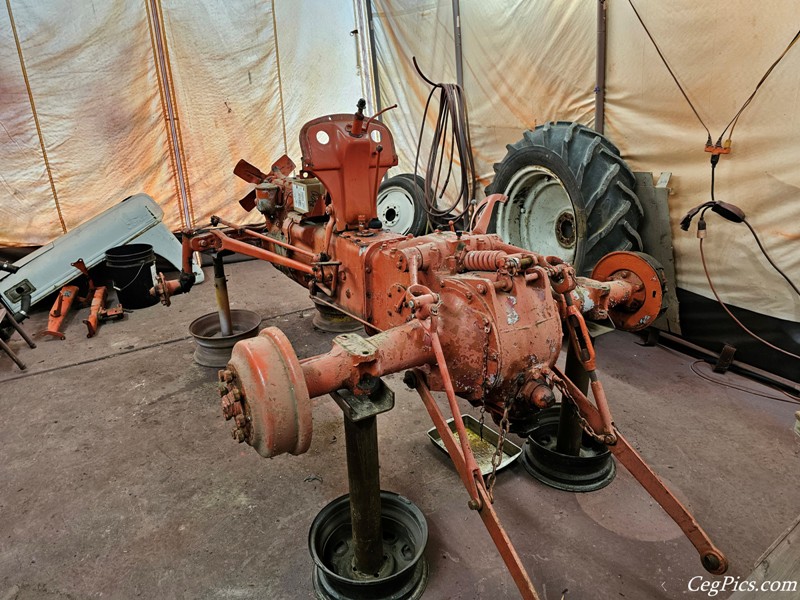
[462,250,506,271]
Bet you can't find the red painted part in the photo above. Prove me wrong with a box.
[225,327,312,458]
[83,286,108,338]
[163,104,725,595]
[551,365,729,575]
[41,285,80,340]
[411,370,541,600]
[299,113,397,231]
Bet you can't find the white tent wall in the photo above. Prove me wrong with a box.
[0,0,362,246]
[371,0,800,325]
[460,1,596,186]
[0,4,57,246]
[604,0,800,324]
[371,0,458,177]
[0,1,176,246]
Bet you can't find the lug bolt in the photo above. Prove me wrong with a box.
[231,427,245,443]
[477,284,487,295]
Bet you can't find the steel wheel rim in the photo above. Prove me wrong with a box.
[496,166,577,262]
[377,187,416,235]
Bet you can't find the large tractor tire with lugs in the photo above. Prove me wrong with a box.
[486,121,643,276]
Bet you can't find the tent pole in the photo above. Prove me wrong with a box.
[452,0,464,90]
[595,0,607,134]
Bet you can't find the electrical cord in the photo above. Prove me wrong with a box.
[698,209,800,361]
[626,0,712,141]
[631,0,800,365]
[742,219,800,297]
[690,360,800,405]
[721,28,800,143]
[628,0,800,148]
[412,57,477,228]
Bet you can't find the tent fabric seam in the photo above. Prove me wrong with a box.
[270,0,289,156]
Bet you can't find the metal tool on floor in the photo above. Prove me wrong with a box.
[72,258,124,338]
[0,306,36,370]
[41,285,80,340]
[40,258,124,340]
[160,100,729,599]
[83,287,124,338]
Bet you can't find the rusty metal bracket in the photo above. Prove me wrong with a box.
[550,365,729,575]
[330,376,395,422]
[407,369,541,600]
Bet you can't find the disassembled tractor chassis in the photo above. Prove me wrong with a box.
[160,102,728,599]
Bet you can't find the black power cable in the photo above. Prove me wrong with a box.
[630,1,800,359]
[412,57,477,229]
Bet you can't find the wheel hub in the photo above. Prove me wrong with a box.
[555,211,576,248]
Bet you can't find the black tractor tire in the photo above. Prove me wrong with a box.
[377,174,428,237]
[486,121,643,276]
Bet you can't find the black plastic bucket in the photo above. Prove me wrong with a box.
[105,244,158,309]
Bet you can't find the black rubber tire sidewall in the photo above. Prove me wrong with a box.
[489,145,587,267]
[486,122,643,276]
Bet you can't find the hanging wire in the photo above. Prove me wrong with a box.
[721,28,800,143]
[626,0,712,141]
[628,0,800,147]
[697,209,800,362]
[412,57,477,228]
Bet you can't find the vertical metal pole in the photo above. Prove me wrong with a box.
[353,0,378,116]
[344,415,384,575]
[556,346,591,456]
[213,254,233,337]
[451,0,464,90]
[148,0,193,227]
[594,0,607,134]
[364,0,382,114]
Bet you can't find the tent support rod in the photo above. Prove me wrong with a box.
[354,0,380,116]
[452,0,464,90]
[148,0,192,228]
[595,0,607,134]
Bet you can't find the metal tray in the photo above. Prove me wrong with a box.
[427,414,522,476]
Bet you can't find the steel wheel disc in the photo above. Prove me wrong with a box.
[377,187,416,235]
[496,165,577,262]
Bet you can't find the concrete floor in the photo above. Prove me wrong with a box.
[1,260,798,600]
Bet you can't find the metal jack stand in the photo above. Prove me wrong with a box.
[309,377,428,600]
[521,343,616,492]
[188,253,261,367]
